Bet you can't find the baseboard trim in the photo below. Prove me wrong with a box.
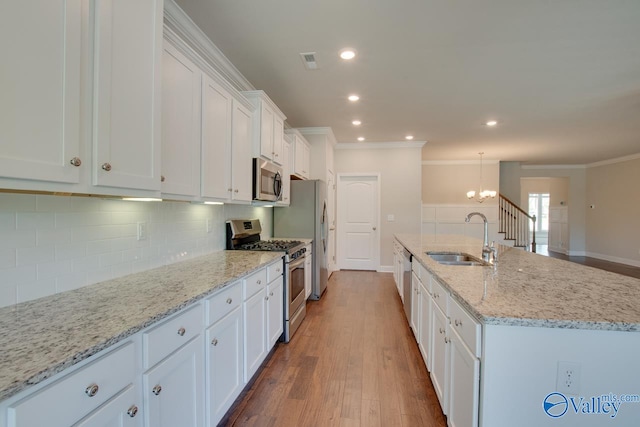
[584,252,640,268]
[378,265,393,273]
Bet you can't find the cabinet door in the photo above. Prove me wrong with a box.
[448,329,480,427]
[0,0,81,183]
[418,282,431,370]
[206,307,243,427]
[272,115,284,165]
[93,0,162,191]
[278,139,291,205]
[231,100,253,202]
[243,288,267,382]
[201,75,232,200]
[144,337,204,427]
[259,104,274,160]
[267,276,284,348]
[304,249,312,299]
[74,385,141,427]
[411,272,420,337]
[302,143,310,178]
[161,42,201,198]
[431,303,449,415]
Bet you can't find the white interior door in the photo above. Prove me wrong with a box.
[337,174,380,270]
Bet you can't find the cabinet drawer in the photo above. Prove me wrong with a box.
[449,297,482,358]
[419,264,431,294]
[267,259,284,283]
[8,341,135,427]
[243,268,267,300]
[143,304,203,369]
[206,281,242,326]
[431,278,449,314]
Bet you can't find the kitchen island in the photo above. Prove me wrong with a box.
[395,234,640,427]
[0,249,283,426]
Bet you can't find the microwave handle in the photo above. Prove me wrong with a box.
[274,171,283,200]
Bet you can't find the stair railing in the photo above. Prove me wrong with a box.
[498,194,537,252]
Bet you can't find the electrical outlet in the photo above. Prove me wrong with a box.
[387,214,395,222]
[137,222,147,241]
[557,361,581,395]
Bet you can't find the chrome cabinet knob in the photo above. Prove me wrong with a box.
[85,383,99,397]
[177,327,186,336]
[226,298,232,304]
[228,188,233,192]
[265,296,269,301]
[270,291,274,296]
[127,405,139,418]
[234,189,239,193]
[439,327,445,334]
[211,338,218,346]
[152,385,162,395]
[373,227,377,231]
[454,319,462,327]
[257,280,261,285]
[70,157,82,167]
[101,162,112,171]
[444,337,450,344]
[161,175,165,182]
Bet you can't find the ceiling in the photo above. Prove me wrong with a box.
[174,0,640,164]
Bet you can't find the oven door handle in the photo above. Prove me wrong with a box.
[289,257,305,269]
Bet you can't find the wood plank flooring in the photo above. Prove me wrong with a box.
[224,271,446,427]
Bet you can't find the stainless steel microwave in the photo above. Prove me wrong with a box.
[253,158,283,202]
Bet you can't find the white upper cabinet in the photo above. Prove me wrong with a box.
[287,130,310,180]
[161,41,202,198]
[277,136,292,206]
[92,0,163,191]
[0,0,82,184]
[242,91,286,166]
[201,74,233,200]
[230,99,253,202]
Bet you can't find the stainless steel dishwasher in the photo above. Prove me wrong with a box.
[401,248,412,321]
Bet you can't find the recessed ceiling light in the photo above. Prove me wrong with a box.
[352,120,362,126]
[357,137,365,141]
[486,120,498,127]
[348,94,360,102]
[405,135,414,140]
[340,48,357,60]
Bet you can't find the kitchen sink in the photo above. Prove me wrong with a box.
[426,252,487,266]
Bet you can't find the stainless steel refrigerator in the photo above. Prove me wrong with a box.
[273,180,328,299]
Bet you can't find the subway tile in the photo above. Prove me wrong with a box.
[86,240,112,255]
[0,265,37,284]
[111,237,134,252]
[16,246,54,266]
[86,266,113,285]
[17,212,55,230]
[55,243,86,261]
[0,249,16,269]
[0,213,16,230]
[71,255,100,273]
[122,247,143,263]
[36,195,73,213]
[0,282,17,308]
[37,260,72,279]
[17,278,56,303]
[37,228,71,246]
[0,194,36,212]
[99,252,122,268]
[111,262,133,279]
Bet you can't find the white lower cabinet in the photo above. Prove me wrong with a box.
[74,385,141,427]
[243,279,268,382]
[431,302,449,415]
[267,275,284,348]
[411,270,420,337]
[143,337,204,427]
[5,340,136,427]
[418,279,431,370]
[448,328,480,427]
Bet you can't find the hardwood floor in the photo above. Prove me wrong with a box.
[537,245,640,279]
[224,271,446,427]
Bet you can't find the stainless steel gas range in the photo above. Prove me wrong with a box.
[226,219,307,342]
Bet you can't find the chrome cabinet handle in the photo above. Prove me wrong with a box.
[177,327,186,336]
[101,162,112,171]
[439,327,445,334]
[228,188,233,192]
[152,385,162,396]
[270,291,274,296]
[265,296,269,301]
[444,337,450,344]
[85,383,99,397]
[211,338,218,346]
[70,157,82,167]
[454,319,462,327]
[127,405,138,418]
[234,189,239,193]
[226,298,232,304]
[257,279,261,285]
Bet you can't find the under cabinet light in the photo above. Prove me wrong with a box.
[121,197,162,202]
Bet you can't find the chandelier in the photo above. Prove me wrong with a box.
[466,152,496,203]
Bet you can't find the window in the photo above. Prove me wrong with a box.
[528,193,549,232]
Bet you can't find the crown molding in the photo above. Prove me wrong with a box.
[296,127,338,146]
[587,152,640,168]
[522,164,586,170]
[336,141,426,150]
[422,159,500,165]
[163,0,254,92]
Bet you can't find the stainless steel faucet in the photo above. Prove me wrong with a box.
[465,212,492,262]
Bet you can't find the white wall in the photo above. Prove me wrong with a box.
[422,161,500,205]
[586,156,640,266]
[0,193,272,307]
[334,143,423,269]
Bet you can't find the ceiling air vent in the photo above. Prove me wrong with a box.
[300,52,319,70]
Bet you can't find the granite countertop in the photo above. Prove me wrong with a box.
[395,234,640,332]
[0,250,283,402]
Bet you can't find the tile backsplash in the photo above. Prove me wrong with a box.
[0,193,273,307]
